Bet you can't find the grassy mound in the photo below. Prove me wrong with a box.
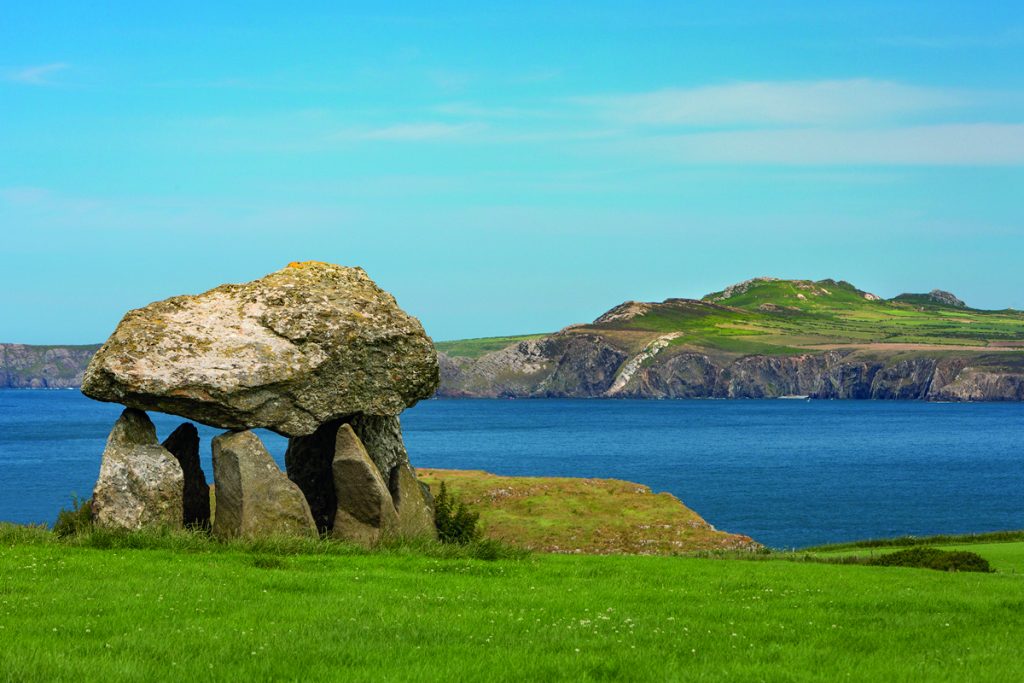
[417,469,759,554]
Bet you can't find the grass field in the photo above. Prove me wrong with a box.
[2,525,1024,681]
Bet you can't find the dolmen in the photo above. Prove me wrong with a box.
[82,261,440,542]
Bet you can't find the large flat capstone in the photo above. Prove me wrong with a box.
[81,262,439,437]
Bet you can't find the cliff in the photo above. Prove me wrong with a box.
[0,344,100,388]
[439,342,1024,401]
[437,278,1024,401]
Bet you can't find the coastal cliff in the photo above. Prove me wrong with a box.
[0,344,99,388]
[439,343,1024,401]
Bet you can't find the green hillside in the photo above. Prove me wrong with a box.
[438,278,1024,360]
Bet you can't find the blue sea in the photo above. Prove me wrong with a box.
[1,390,1022,548]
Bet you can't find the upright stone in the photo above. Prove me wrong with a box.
[389,462,438,539]
[332,424,398,544]
[211,430,316,539]
[81,262,440,437]
[92,408,183,531]
[287,414,431,535]
[161,423,211,529]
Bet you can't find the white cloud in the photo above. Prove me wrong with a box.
[642,124,1024,165]
[581,79,971,126]
[4,63,69,86]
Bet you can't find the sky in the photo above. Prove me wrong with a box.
[2,1,1023,344]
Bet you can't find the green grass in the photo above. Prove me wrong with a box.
[434,334,549,359]
[3,525,1024,681]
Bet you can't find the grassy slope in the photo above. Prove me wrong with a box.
[418,469,758,554]
[438,279,1024,361]
[601,279,1024,355]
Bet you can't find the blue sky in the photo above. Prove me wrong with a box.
[2,1,1023,344]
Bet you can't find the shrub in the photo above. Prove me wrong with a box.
[867,547,991,573]
[434,481,481,545]
[53,495,93,538]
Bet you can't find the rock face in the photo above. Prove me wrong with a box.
[92,409,184,531]
[81,261,439,437]
[926,289,967,308]
[0,343,99,388]
[161,423,211,529]
[332,424,399,544]
[439,338,1024,401]
[211,430,316,539]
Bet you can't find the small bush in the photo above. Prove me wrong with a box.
[53,496,93,538]
[867,547,991,573]
[434,481,481,545]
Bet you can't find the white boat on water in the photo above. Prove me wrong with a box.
[778,395,810,400]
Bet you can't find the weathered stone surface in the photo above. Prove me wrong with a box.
[211,430,316,539]
[161,423,211,529]
[349,414,410,476]
[81,261,440,437]
[389,462,438,539]
[332,424,398,544]
[92,409,183,531]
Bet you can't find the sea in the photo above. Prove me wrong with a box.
[1,390,1022,549]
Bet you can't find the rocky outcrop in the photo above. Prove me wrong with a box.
[81,261,438,437]
[211,430,317,539]
[605,333,682,396]
[332,424,399,544]
[92,409,184,531]
[161,423,211,529]
[439,342,1024,401]
[0,344,98,388]
[536,334,628,396]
